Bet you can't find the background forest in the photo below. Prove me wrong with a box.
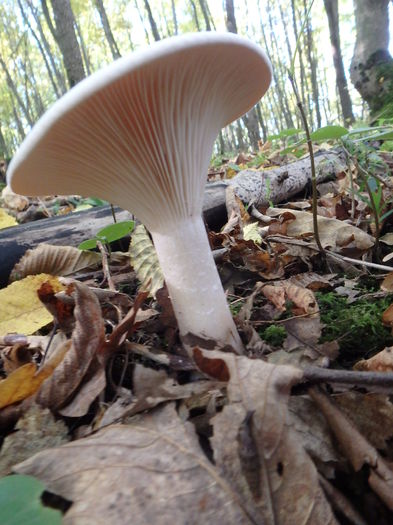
[0,0,392,162]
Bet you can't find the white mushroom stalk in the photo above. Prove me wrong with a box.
[7,33,272,354]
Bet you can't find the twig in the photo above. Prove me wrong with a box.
[303,366,393,388]
[326,251,393,272]
[97,240,116,291]
[288,72,324,256]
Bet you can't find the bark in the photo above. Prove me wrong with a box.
[41,0,85,87]
[143,0,161,41]
[26,0,67,94]
[350,0,393,116]
[74,18,92,75]
[242,108,260,151]
[17,0,61,98]
[0,151,344,286]
[225,0,237,33]
[94,0,121,59]
[134,0,150,43]
[323,0,355,124]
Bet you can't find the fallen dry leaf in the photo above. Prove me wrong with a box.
[267,208,374,253]
[309,387,393,511]
[0,403,68,477]
[10,244,102,281]
[37,282,105,413]
[197,349,337,524]
[14,403,253,524]
[98,364,218,427]
[129,224,164,298]
[354,346,393,372]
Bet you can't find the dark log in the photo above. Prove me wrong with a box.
[0,185,227,287]
[0,150,344,286]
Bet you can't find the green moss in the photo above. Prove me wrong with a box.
[317,291,393,362]
[259,325,287,347]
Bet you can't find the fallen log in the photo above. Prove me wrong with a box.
[0,150,345,286]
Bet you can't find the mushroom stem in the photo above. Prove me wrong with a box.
[151,215,243,354]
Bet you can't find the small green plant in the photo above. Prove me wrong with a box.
[78,220,135,250]
[259,324,287,347]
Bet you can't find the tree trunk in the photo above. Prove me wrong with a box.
[0,55,33,127]
[94,0,121,60]
[41,0,85,87]
[0,126,9,160]
[17,0,61,98]
[27,0,67,94]
[323,0,355,125]
[74,18,92,75]
[143,0,161,41]
[303,0,321,128]
[190,0,201,31]
[225,0,237,33]
[171,0,178,35]
[350,0,393,116]
[199,0,211,30]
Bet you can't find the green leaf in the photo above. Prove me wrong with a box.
[310,125,348,141]
[82,197,109,207]
[78,238,100,250]
[96,221,135,243]
[0,475,62,525]
[78,220,135,250]
[268,128,302,140]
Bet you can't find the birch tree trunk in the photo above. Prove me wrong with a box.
[350,0,393,116]
[323,0,355,124]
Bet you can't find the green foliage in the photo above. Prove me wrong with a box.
[317,291,393,361]
[0,475,62,525]
[259,324,287,347]
[78,220,134,250]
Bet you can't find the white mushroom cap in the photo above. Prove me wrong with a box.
[8,32,272,354]
[7,32,271,232]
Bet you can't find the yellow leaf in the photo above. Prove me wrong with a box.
[0,274,64,336]
[0,340,70,408]
[0,208,17,229]
[0,363,38,408]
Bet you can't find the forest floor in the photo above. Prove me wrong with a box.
[0,138,393,524]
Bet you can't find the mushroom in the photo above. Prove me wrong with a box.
[7,32,271,354]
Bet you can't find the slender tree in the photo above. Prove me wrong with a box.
[323,0,354,124]
[26,0,67,94]
[171,0,178,35]
[41,0,85,87]
[94,0,121,59]
[199,0,211,31]
[303,0,321,128]
[17,0,61,98]
[143,0,160,41]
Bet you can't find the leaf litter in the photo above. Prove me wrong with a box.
[1,148,393,523]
